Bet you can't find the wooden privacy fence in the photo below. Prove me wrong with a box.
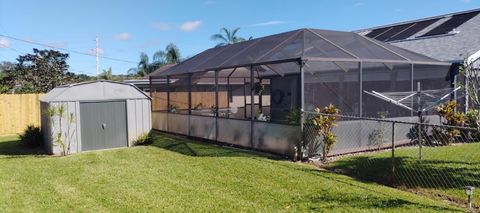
[0,93,43,135]
[152,91,228,111]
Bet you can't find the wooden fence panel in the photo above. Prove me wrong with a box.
[0,93,43,135]
[151,91,228,111]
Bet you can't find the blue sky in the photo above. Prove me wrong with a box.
[0,0,479,75]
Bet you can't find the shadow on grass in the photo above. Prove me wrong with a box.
[295,167,462,212]
[149,133,281,160]
[328,155,480,191]
[0,138,47,156]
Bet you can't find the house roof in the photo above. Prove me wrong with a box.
[146,64,176,79]
[356,8,480,62]
[40,81,150,102]
[153,28,449,77]
[356,8,480,42]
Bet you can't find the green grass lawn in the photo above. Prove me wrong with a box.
[0,133,462,212]
[329,143,480,209]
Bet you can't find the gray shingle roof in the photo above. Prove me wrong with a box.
[356,8,480,62]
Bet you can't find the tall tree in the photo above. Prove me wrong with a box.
[0,61,15,93]
[152,50,166,65]
[100,67,113,80]
[129,43,182,77]
[1,48,77,93]
[165,43,181,64]
[210,27,246,47]
[138,52,150,76]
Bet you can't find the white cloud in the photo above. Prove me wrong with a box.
[0,37,10,48]
[152,22,171,31]
[248,21,288,27]
[113,32,131,41]
[180,20,202,32]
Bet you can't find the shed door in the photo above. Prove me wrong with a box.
[80,101,127,151]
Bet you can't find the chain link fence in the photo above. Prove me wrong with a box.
[303,111,480,210]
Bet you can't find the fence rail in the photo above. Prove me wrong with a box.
[0,93,43,135]
[303,111,480,210]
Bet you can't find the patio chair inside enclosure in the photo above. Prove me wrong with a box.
[149,28,453,158]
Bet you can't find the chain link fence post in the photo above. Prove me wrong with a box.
[391,121,396,186]
[418,112,423,162]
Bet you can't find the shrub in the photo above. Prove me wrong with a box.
[435,101,465,145]
[310,104,339,161]
[407,115,431,145]
[134,133,153,146]
[466,109,480,130]
[464,109,480,141]
[285,108,302,125]
[19,125,42,147]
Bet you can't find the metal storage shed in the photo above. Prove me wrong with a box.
[40,81,151,155]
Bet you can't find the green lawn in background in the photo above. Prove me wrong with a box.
[0,133,462,212]
[329,143,480,209]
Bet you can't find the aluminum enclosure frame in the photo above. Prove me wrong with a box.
[149,28,452,158]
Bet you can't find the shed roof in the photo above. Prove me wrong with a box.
[40,81,150,102]
[154,28,450,77]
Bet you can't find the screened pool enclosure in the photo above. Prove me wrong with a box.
[149,28,452,157]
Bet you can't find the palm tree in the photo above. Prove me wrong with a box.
[152,50,166,65]
[128,43,182,77]
[151,43,181,66]
[100,67,113,80]
[211,27,246,47]
[138,52,149,75]
[165,43,181,64]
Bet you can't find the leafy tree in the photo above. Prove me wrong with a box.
[211,27,247,47]
[0,48,77,93]
[0,61,15,93]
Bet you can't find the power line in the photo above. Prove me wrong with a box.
[0,33,137,64]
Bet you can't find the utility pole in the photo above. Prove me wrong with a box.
[96,36,99,80]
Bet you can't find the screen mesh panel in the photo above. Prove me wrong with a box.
[151,28,448,77]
